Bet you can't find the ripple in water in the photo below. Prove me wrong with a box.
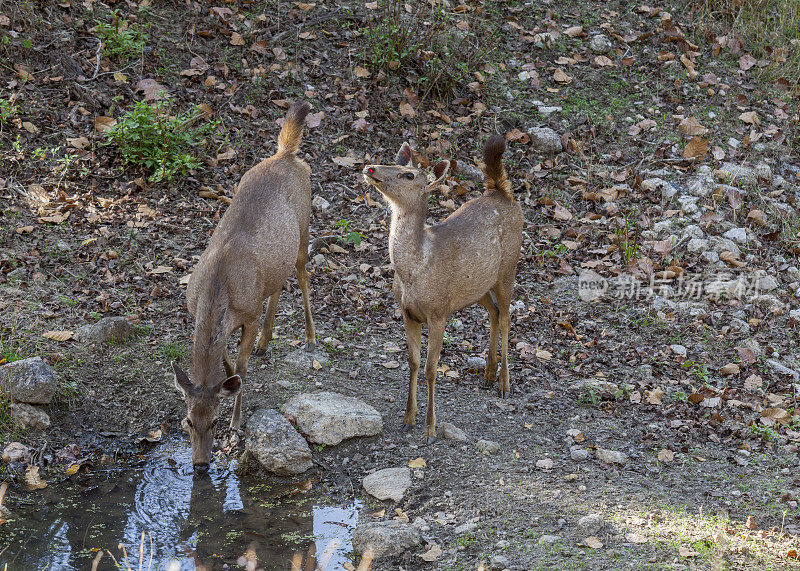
[0,437,360,570]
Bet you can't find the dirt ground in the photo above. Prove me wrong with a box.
[1,0,799,568]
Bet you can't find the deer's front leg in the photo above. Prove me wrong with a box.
[423,318,446,444]
[231,323,258,430]
[402,315,422,430]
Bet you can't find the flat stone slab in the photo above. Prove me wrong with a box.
[245,409,313,476]
[362,467,411,502]
[0,357,56,404]
[75,316,135,344]
[283,392,383,445]
[352,520,421,559]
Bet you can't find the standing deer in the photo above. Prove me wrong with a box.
[362,135,523,443]
[172,101,316,472]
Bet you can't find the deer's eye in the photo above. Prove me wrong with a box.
[186,417,194,429]
[404,172,415,180]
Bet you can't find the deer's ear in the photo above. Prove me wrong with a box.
[427,160,450,189]
[395,142,412,166]
[216,375,241,398]
[172,362,192,395]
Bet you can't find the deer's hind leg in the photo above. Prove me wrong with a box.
[295,246,316,352]
[477,291,500,390]
[254,292,281,357]
[495,283,514,399]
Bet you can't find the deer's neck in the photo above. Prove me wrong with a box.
[190,292,228,387]
[388,199,430,272]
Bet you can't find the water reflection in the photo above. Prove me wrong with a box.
[0,438,359,570]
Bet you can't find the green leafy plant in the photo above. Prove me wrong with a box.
[362,0,495,99]
[0,98,19,125]
[96,10,147,61]
[335,219,366,246]
[103,98,218,182]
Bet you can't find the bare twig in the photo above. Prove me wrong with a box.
[79,38,104,82]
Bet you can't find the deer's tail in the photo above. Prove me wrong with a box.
[483,135,513,200]
[277,101,311,154]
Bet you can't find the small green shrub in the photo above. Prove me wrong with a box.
[96,10,147,61]
[362,0,495,99]
[0,98,19,125]
[335,219,366,246]
[104,98,218,182]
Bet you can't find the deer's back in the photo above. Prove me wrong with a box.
[394,194,522,320]
[187,155,311,325]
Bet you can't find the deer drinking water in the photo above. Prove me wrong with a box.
[362,136,523,442]
[172,101,316,472]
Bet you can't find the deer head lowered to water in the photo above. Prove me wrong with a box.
[362,135,523,443]
[172,101,316,472]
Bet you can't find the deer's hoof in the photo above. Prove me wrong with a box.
[253,347,266,357]
[498,389,511,399]
[401,422,414,432]
[305,341,316,352]
[479,379,494,390]
[424,435,437,445]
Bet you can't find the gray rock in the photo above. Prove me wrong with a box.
[75,316,134,344]
[284,349,329,370]
[720,162,758,187]
[577,513,605,536]
[283,392,383,445]
[791,309,800,320]
[362,467,411,502]
[699,250,720,265]
[2,442,30,463]
[538,105,562,117]
[757,274,779,292]
[686,238,709,253]
[670,344,687,357]
[352,520,421,559]
[467,356,487,369]
[712,237,741,257]
[642,178,679,201]
[787,267,800,282]
[528,127,562,154]
[438,422,468,442]
[454,160,484,183]
[244,409,313,475]
[677,195,699,215]
[570,446,589,461]
[539,534,561,545]
[490,554,510,570]
[0,357,56,404]
[11,403,50,430]
[476,439,501,455]
[686,168,715,197]
[311,195,330,211]
[723,227,748,245]
[588,34,613,54]
[596,448,628,465]
[652,219,673,234]
[569,378,619,399]
[767,359,800,381]
[455,521,478,534]
[682,224,705,240]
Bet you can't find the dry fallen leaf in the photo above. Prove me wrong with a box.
[746,515,758,529]
[381,360,400,369]
[408,457,427,468]
[739,111,760,125]
[584,537,603,549]
[679,546,699,557]
[536,458,554,470]
[43,331,74,342]
[553,68,573,84]
[353,66,371,78]
[657,449,674,462]
[399,102,415,118]
[64,463,81,476]
[25,466,47,490]
[646,387,664,405]
[418,542,442,562]
[683,137,709,159]
[678,116,708,136]
[94,116,117,133]
[626,532,648,543]
[312,359,322,370]
[230,32,245,46]
[553,204,573,221]
[720,363,740,376]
